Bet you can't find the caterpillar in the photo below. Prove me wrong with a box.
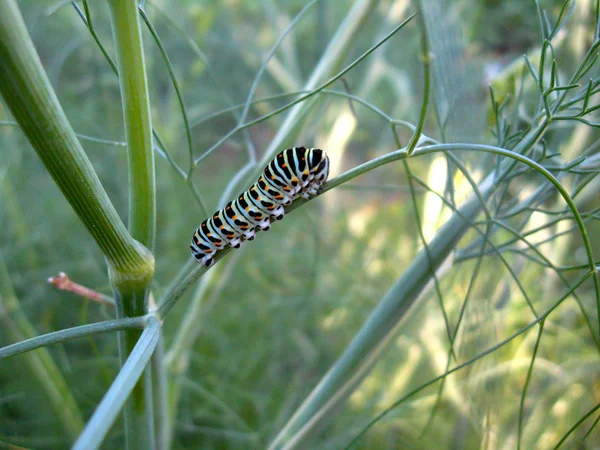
[191,147,330,267]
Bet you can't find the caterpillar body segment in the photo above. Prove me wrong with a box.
[191,147,329,267]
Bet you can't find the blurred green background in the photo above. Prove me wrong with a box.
[2,0,600,449]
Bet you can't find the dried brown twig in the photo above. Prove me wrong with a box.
[48,272,115,307]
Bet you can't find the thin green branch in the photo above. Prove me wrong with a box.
[158,137,599,330]
[552,402,600,449]
[72,317,161,450]
[268,166,496,450]
[517,321,545,450]
[239,0,318,125]
[345,271,593,448]
[193,12,417,167]
[0,317,146,360]
[407,2,430,154]
[0,120,127,147]
[137,6,206,217]
[72,1,189,188]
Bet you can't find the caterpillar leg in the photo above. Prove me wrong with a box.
[301,180,323,198]
[270,207,285,220]
[192,147,330,266]
[228,236,242,248]
[301,187,319,199]
[256,217,272,230]
[269,205,284,220]
[190,246,215,267]
[243,229,256,240]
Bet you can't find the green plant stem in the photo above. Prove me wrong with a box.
[407,1,430,154]
[0,254,84,439]
[156,8,416,320]
[106,1,157,448]
[518,320,545,450]
[0,0,150,274]
[163,251,243,445]
[151,333,171,450]
[346,271,594,449]
[0,317,146,360]
[72,1,190,181]
[72,316,161,450]
[108,272,155,450]
[106,0,155,252]
[138,5,192,180]
[268,139,596,448]
[268,171,495,450]
[157,125,593,323]
[194,4,414,167]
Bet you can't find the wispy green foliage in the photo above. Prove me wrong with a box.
[1,0,599,449]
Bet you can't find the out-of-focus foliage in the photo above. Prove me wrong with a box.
[1,0,599,449]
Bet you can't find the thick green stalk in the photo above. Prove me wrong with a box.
[106,1,156,448]
[268,173,495,450]
[0,0,151,276]
[72,317,161,450]
[106,0,156,252]
[0,2,156,446]
[268,134,595,448]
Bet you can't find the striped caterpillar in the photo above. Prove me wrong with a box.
[191,147,330,267]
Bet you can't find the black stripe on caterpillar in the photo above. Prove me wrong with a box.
[191,147,330,267]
